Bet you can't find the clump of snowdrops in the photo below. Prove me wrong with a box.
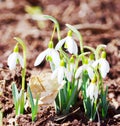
[7,15,110,121]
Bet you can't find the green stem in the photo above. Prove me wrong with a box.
[84,46,96,57]
[14,37,26,90]
[50,25,56,41]
[96,44,106,59]
[43,15,61,41]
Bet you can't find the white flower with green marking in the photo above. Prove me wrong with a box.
[34,41,60,68]
[51,60,72,84]
[86,82,98,102]
[34,48,60,67]
[92,58,110,78]
[55,31,78,55]
[7,52,24,70]
[75,64,94,80]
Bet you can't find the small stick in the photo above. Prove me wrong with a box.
[73,23,111,32]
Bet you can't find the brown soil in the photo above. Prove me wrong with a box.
[0,0,120,125]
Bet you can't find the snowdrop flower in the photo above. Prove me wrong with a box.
[51,60,72,84]
[75,60,94,80]
[55,30,78,55]
[7,45,24,70]
[92,51,110,78]
[34,41,60,68]
[86,77,99,102]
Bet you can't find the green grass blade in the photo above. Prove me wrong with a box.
[12,83,19,115]
[27,86,35,111]
[19,89,25,114]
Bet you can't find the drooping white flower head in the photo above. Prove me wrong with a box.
[7,52,24,70]
[92,51,110,78]
[55,30,78,55]
[75,64,94,80]
[34,41,60,68]
[86,82,98,102]
[98,58,110,78]
[51,60,72,84]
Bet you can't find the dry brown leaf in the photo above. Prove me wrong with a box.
[28,70,61,107]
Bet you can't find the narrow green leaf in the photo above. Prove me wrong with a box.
[27,86,35,112]
[12,83,19,115]
[34,95,39,118]
[66,84,77,112]
[19,89,25,114]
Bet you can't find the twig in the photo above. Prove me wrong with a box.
[73,23,111,32]
[54,107,80,121]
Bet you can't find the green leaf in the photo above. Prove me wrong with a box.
[12,83,19,115]
[27,86,35,112]
[34,95,39,119]
[19,89,25,114]
[27,86,39,121]
[66,83,78,112]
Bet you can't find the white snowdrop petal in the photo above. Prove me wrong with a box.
[34,49,49,66]
[58,67,64,84]
[65,70,72,82]
[89,84,94,100]
[51,49,60,67]
[94,86,99,100]
[86,83,98,101]
[86,85,91,98]
[87,67,94,80]
[66,38,74,54]
[99,59,110,78]
[7,53,18,70]
[66,37,78,55]
[18,54,24,68]
[92,60,99,68]
[73,42,78,55]
[70,63,75,72]
[75,66,83,78]
[55,37,66,50]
